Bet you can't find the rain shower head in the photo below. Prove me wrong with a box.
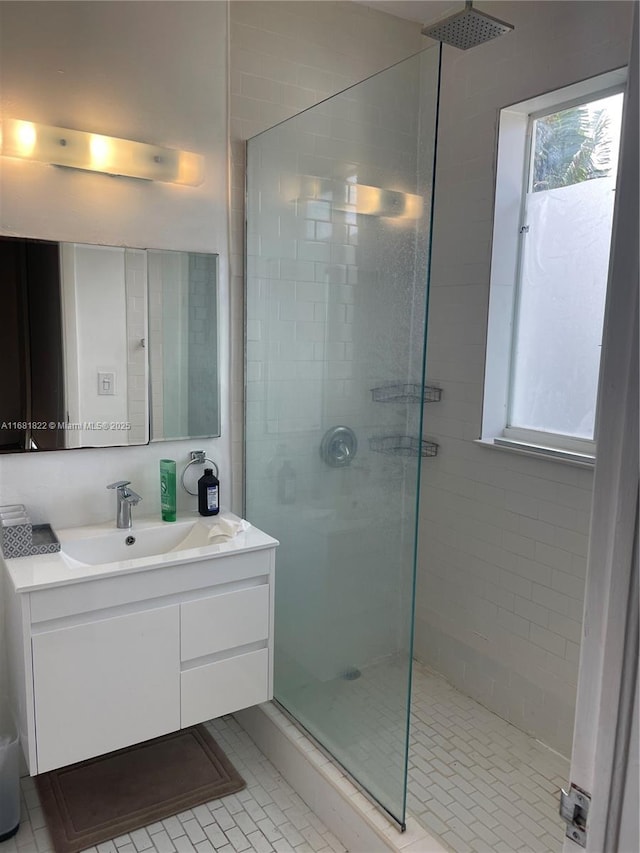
[421,1,513,50]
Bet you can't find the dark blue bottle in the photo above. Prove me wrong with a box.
[198,468,220,516]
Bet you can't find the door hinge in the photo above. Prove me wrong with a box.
[559,783,591,847]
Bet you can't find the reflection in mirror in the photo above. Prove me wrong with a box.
[0,237,220,452]
[0,237,65,451]
[60,243,149,448]
[148,250,220,441]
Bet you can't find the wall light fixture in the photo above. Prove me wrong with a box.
[298,177,424,219]
[1,119,204,186]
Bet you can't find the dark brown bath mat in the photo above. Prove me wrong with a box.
[34,725,245,853]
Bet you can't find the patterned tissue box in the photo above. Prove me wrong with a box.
[1,516,34,558]
[0,505,61,558]
[30,524,61,555]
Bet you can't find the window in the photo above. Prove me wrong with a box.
[482,70,626,463]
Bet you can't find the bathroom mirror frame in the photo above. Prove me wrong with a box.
[0,235,221,453]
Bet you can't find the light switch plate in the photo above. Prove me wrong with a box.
[98,371,116,395]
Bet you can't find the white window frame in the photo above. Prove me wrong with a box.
[480,68,627,467]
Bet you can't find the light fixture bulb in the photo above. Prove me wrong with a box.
[89,134,111,169]
[15,120,37,156]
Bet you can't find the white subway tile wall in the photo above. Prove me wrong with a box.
[416,0,632,754]
[230,0,632,756]
[229,0,425,514]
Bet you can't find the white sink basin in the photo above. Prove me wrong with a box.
[58,518,216,565]
[4,513,276,594]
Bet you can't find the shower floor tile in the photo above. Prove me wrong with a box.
[409,660,569,853]
[276,653,568,851]
[0,716,346,853]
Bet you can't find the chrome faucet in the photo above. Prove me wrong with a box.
[107,481,142,529]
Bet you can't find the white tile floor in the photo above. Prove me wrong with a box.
[0,665,570,853]
[0,716,346,853]
[409,661,569,853]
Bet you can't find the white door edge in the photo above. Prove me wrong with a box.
[564,9,639,852]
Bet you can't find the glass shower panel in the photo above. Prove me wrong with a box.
[245,46,440,826]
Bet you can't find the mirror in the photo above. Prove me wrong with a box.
[147,249,219,442]
[0,237,220,452]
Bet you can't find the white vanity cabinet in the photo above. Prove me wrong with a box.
[32,606,181,772]
[3,522,276,775]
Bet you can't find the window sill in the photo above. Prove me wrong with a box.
[475,437,596,469]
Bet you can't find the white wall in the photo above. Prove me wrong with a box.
[415,0,633,754]
[0,1,229,695]
[0,1,227,253]
[0,0,228,516]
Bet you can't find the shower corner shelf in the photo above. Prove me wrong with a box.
[369,435,438,458]
[370,383,442,404]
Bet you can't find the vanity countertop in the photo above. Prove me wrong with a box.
[3,512,278,593]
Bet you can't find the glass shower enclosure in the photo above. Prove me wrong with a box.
[245,46,441,827]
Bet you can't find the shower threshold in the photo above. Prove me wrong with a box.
[235,699,444,853]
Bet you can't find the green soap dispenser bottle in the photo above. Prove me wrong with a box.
[160,459,177,522]
[198,468,220,516]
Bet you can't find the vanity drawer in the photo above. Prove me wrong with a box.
[29,548,271,624]
[180,583,269,661]
[181,648,269,727]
